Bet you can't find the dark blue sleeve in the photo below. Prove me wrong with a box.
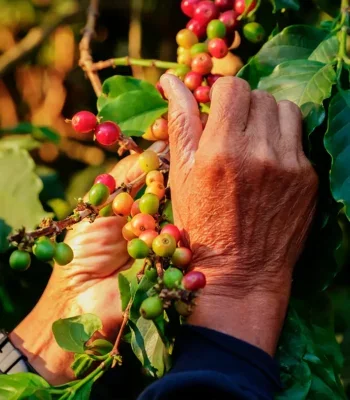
[138,325,281,400]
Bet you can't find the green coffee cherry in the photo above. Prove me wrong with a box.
[207,20,226,39]
[191,43,208,56]
[99,203,114,217]
[163,267,184,289]
[243,22,265,43]
[89,183,110,206]
[33,237,55,262]
[54,243,74,266]
[140,296,163,320]
[9,250,31,271]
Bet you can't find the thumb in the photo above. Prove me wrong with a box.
[160,74,202,177]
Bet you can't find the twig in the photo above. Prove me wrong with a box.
[79,0,102,96]
[110,300,132,365]
[155,260,164,278]
[0,3,79,76]
[91,57,180,72]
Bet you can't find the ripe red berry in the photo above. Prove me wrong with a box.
[208,38,229,58]
[215,0,233,11]
[234,0,256,15]
[181,0,201,17]
[207,73,223,86]
[71,111,97,134]
[184,71,203,91]
[131,213,156,236]
[171,247,193,268]
[151,118,169,140]
[193,1,219,25]
[94,174,116,194]
[191,53,213,75]
[95,121,121,146]
[219,10,239,33]
[194,86,211,103]
[161,224,181,243]
[131,199,141,217]
[186,19,207,39]
[183,271,206,291]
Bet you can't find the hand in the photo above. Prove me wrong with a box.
[160,74,318,355]
[10,141,167,384]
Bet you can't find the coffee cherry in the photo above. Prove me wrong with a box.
[95,121,121,146]
[94,174,116,194]
[200,112,209,129]
[186,19,207,39]
[122,222,137,241]
[184,71,203,91]
[145,265,158,280]
[171,247,193,268]
[177,52,192,67]
[219,10,239,33]
[138,150,160,173]
[54,243,74,266]
[128,238,150,259]
[140,296,163,320]
[193,1,219,25]
[183,271,206,291]
[243,22,265,43]
[89,183,110,206]
[139,230,158,248]
[99,203,114,217]
[10,250,31,271]
[152,233,177,257]
[176,29,198,49]
[151,118,169,140]
[194,86,211,103]
[234,0,256,15]
[146,170,164,186]
[191,53,213,75]
[143,127,158,141]
[163,267,184,289]
[112,192,134,216]
[145,182,166,200]
[33,237,55,262]
[215,0,233,11]
[175,300,191,317]
[175,65,191,79]
[71,111,97,134]
[131,199,141,217]
[190,42,208,56]
[208,38,229,58]
[177,46,187,55]
[139,193,160,215]
[156,81,166,100]
[181,0,201,17]
[161,224,181,244]
[207,20,226,39]
[131,213,156,236]
[207,73,223,86]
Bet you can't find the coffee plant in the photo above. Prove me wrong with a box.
[0,0,350,398]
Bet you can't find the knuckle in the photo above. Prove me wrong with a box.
[251,89,276,104]
[212,76,251,98]
[253,144,278,168]
[278,100,302,118]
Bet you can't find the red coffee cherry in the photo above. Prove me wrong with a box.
[186,19,207,39]
[207,73,223,86]
[131,199,141,217]
[193,1,219,25]
[181,0,201,17]
[122,222,137,241]
[219,10,239,33]
[171,247,193,268]
[194,86,211,103]
[184,71,203,91]
[208,38,229,58]
[94,174,116,194]
[151,118,169,140]
[191,53,213,75]
[161,224,181,244]
[183,271,206,291]
[131,213,156,236]
[95,121,121,146]
[215,0,233,11]
[234,0,256,15]
[71,111,97,134]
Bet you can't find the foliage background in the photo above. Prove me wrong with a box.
[1,0,350,398]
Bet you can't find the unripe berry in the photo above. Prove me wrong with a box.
[89,183,110,206]
[184,71,203,91]
[146,170,164,186]
[207,20,226,39]
[207,73,223,86]
[112,192,134,216]
[143,127,158,141]
[234,0,256,15]
[151,118,169,140]
[9,250,31,271]
[131,213,156,236]
[71,111,97,134]
[215,0,233,11]
[139,193,160,215]
[186,19,207,39]
[145,265,158,280]
[131,199,141,217]
[243,22,265,43]
[191,53,213,75]
[190,42,208,56]
[200,112,209,129]
[33,237,55,262]
[163,267,184,289]
[139,230,158,248]
[122,222,137,241]
[95,121,121,146]
[171,247,193,268]
[94,174,116,194]
[193,1,219,25]
[175,300,191,317]
[145,182,166,200]
[208,38,229,58]
[183,271,206,291]
[99,203,114,217]
[177,46,187,55]
[128,239,150,259]
[219,10,239,33]
[161,224,181,244]
[138,150,160,173]
[140,296,163,320]
[176,29,198,49]
[152,233,177,257]
[175,65,191,79]
[194,86,211,103]
[54,243,74,266]
[181,0,201,17]
[177,52,192,67]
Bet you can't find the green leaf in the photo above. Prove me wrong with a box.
[98,76,168,137]
[258,60,336,109]
[0,218,11,253]
[301,103,326,136]
[308,35,339,64]
[52,314,103,353]
[0,123,60,144]
[324,91,350,220]
[87,338,113,355]
[0,373,51,400]
[0,149,51,231]
[272,0,300,12]
[118,259,146,308]
[118,273,132,312]
[71,353,95,378]
[0,135,40,151]
[67,381,94,400]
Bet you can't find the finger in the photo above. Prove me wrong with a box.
[277,100,303,161]
[160,74,202,176]
[203,76,251,144]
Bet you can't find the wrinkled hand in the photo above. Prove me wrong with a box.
[161,74,318,353]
